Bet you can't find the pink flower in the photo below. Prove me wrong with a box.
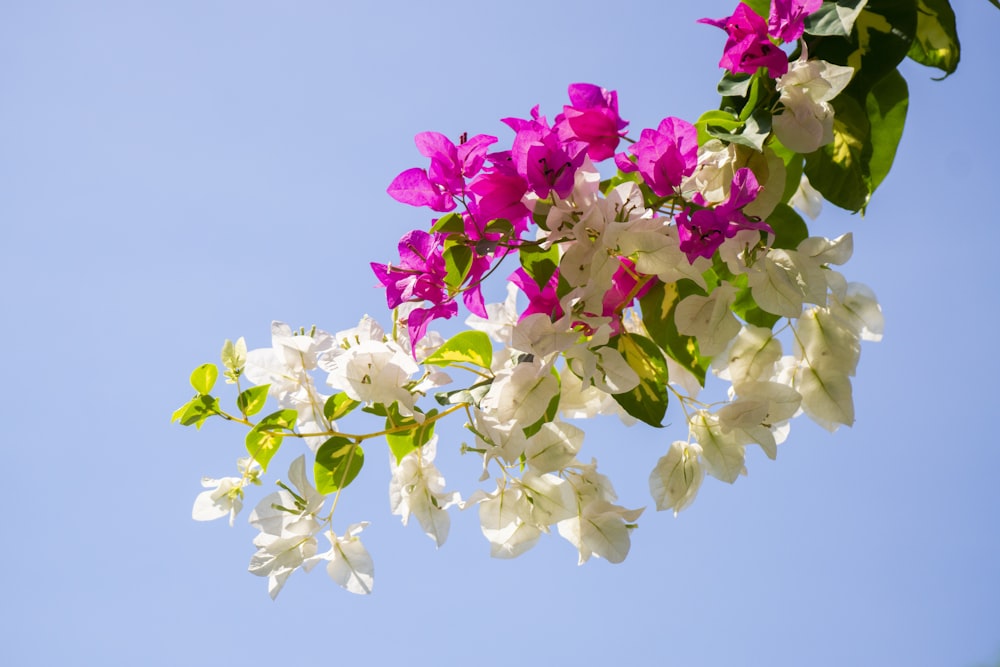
[509,267,563,321]
[387,132,498,212]
[769,0,822,43]
[601,259,652,335]
[624,117,699,197]
[677,168,770,261]
[371,230,450,308]
[468,152,531,235]
[699,2,789,78]
[503,107,587,199]
[554,83,629,162]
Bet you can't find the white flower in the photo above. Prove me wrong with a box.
[465,283,520,345]
[557,462,644,564]
[469,481,543,559]
[306,524,374,595]
[649,441,704,516]
[773,58,854,154]
[389,436,460,547]
[245,321,335,450]
[247,456,325,598]
[674,284,742,356]
[790,173,823,220]
[322,316,420,415]
[192,457,260,526]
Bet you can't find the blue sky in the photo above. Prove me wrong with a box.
[2,2,998,665]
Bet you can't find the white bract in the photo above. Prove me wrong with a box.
[389,436,460,547]
[179,0,911,595]
[773,57,855,154]
[247,456,329,599]
[192,457,261,526]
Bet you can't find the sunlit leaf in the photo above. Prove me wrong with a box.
[424,330,493,369]
[314,437,365,494]
[190,363,218,395]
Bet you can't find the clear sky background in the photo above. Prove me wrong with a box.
[2,1,998,665]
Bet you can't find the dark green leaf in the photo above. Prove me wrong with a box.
[244,409,298,471]
[485,218,514,237]
[696,109,742,145]
[519,243,559,290]
[768,138,805,204]
[429,212,464,234]
[906,0,960,76]
[314,437,364,494]
[804,93,870,212]
[424,330,493,369]
[725,273,781,328]
[237,385,270,418]
[384,405,437,464]
[324,393,361,421]
[705,110,772,152]
[443,242,473,291]
[804,0,869,36]
[174,395,221,429]
[639,280,710,386]
[865,68,908,196]
[190,363,218,395]
[718,72,753,98]
[766,203,809,250]
[608,332,669,428]
[434,381,492,407]
[807,0,917,98]
[741,0,770,19]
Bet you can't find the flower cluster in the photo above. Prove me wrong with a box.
[175,0,962,597]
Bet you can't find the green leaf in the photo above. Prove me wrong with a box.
[864,68,908,195]
[485,218,514,237]
[768,139,805,204]
[314,437,365,494]
[429,212,464,234]
[807,0,917,97]
[804,0,869,36]
[705,109,772,152]
[608,332,669,428]
[519,243,559,290]
[639,280,709,386]
[990,0,1000,10]
[237,385,269,418]
[384,405,437,464]
[442,241,473,291]
[804,93,870,212]
[189,363,218,395]
[906,0,960,76]
[766,203,809,250]
[717,71,753,98]
[324,393,361,421]
[695,109,742,145]
[434,380,492,407]
[424,330,493,369]
[245,409,298,471]
[173,395,221,429]
[741,0,770,19]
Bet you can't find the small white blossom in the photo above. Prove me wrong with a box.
[305,524,374,595]
[389,437,460,547]
[192,457,261,527]
[773,57,854,154]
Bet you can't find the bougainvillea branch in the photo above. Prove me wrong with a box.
[175,0,969,598]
